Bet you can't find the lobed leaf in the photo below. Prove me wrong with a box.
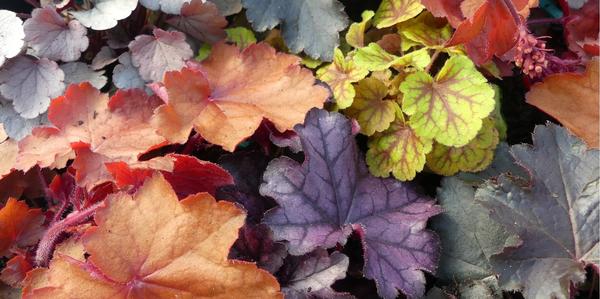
[316,48,368,108]
[166,0,227,44]
[140,0,191,14]
[0,10,25,68]
[344,77,398,136]
[345,10,375,48]
[373,0,424,28]
[0,198,45,258]
[70,0,137,30]
[60,62,107,90]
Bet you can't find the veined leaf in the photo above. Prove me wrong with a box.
[373,0,424,28]
[345,77,398,136]
[345,10,375,48]
[316,48,368,109]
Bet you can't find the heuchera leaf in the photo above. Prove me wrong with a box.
[366,120,433,181]
[153,42,328,151]
[345,77,399,136]
[0,98,47,141]
[208,0,243,16]
[431,177,518,298]
[278,248,349,298]
[242,0,348,61]
[60,62,107,90]
[345,10,375,48]
[139,0,191,14]
[22,173,283,298]
[316,48,368,109]
[112,52,145,90]
[24,7,89,62]
[70,0,138,31]
[373,0,425,28]
[446,0,534,64]
[106,153,233,198]
[0,124,18,176]
[129,28,193,82]
[354,43,430,72]
[397,12,453,49]
[0,10,25,68]
[399,55,495,147]
[0,198,45,257]
[260,109,441,299]
[166,0,227,44]
[564,0,599,57]
[226,27,257,49]
[0,55,65,119]
[476,123,600,299]
[426,117,500,176]
[421,0,464,27]
[0,254,32,287]
[526,58,599,148]
[91,46,117,70]
[17,84,167,176]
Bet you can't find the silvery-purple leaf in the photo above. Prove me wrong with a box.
[279,248,349,298]
[0,55,65,119]
[129,28,193,82]
[70,0,137,30]
[0,98,46,140]
[260,109,441,299]
[113,52,146,90]
[91,46,117,70]
[24,7,88,62]
[476,123,599,299]
[208,0,242,16]
[140,0,191,14]
[0,10,25,68]
[166,0,227,44]
[60,62,107,89]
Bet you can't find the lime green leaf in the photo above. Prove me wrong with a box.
[491,85,507,140]
[397,12,452,49]
[301,56,322,69]
[345,77,398,136]
[225,27,256,49]
[373,0,425,29]
[367,120,433,181]
[196,43,212,61]
[355,43,429,71]
[346,10,375,48]
[317,48,369,109]
[399,55,495,146]
[426,117,500,176]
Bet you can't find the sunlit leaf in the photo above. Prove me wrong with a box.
[0,10,25,68]
[316,48,368,108]
[345,77,398,136]
[373,0,424,28]
[70,0,137,30]
[345,10,375,48]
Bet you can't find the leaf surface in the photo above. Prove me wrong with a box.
[0,99,46,140]
[345,10,374,48]
[0,198,45,257]
[261,109,441,299]
[242,0,348,60]
[399,55,495,146]
[316,48,368,108]
[0,10,24,68]
[139,0,191,14]
[70,0,137,30]
[526,58,599,148]
[476,124,600,299]
[0,55,65,119]
[129,29,193,82]
[153,42,328,151]
[345,77,398,136]
[112,52,145,90]
[22,174,283,298]
[208,0,242,16]
[24,8,88,62]
[373,0,424,28]
[167,0,227,44]
[60,62,107,90]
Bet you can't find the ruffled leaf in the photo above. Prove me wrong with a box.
[316,48,368,108]
[0,10,25,68]
[70,0,138,30]
[373,0,424,28]
[166,0,227,44]
[344,77,398,136]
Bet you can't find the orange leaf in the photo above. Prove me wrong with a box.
[153,42,328,151]
[526,58,599,148]
[0,198,45,257]
[0,254,32,287]
[22,174,282,298]
[16,84,167,172]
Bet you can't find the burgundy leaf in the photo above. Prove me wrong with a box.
[260,109,441,299]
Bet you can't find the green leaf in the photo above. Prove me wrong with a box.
[366,120,433,181]
[345,10,374,48]
[399,55,495,146]
[225,27,257,49]
[317,48,369,108]
[426,117,500,176]
[354,43,430,71]
[397,12,452,49]
[196,43,212,61]
[491,85,507,140]
[345,77,398,136]
[373,0,424,29]
[431,177,518,298]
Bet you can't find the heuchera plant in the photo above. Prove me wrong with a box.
[0,0,598,298]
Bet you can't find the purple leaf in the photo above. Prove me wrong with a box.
[60,62,107,90]
[129,28,193,82]
[24,8,88,62]
[70,0,138,30]
[0,10,25,68]
[0,55,65,119]
[260,109,441,299]
[476,123,599,299]
[140,0,191,14]
[166,0,227,44]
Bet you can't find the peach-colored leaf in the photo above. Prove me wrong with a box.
[526,58,599,148]
[153,42,328,151]
[0,198,45,257]
[22,173,282,298]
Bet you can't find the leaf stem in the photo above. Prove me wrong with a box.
[425,49,442,73]
[35,202,102,267]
